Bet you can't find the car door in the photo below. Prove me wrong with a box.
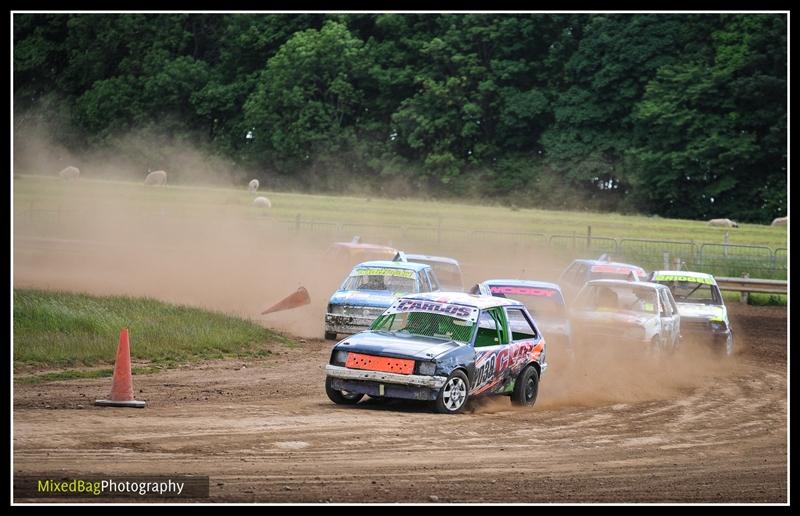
[503,307,544,383]
[560,262,585,301]
[470,308,511,396]
[658,288,678,349]
[664,288,681,348]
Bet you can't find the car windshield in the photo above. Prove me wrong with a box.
[576,284,659,315]
[370,311,476,344]
[410,260,462,289]
[342,268,418,294]
[656,280,721,305]
[431,264,462,289]
[487,286,565,317]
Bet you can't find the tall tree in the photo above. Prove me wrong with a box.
[243,20,369,170]
[630,14,787,222]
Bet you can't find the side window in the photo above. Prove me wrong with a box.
[658,290,671,316]
[560,262,578,284]
[666,289,679,315]
[506,308,538,341]
[574,264,589,284]
[712,285,724,305]
[427,269,441,291]
[419,271,432,292]
[474,308,509,347]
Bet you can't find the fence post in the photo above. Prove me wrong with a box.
[698,243,705,270]
[740,272,750,305]
[724,231,729,258]
[663,251,670,270]
[587,225,592,250]
[674,256,682,270]
[572,231,576,250]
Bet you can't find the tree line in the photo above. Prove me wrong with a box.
[13,13,787,222]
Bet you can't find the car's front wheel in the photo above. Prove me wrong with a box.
[325,377,364,405]
[511,366,539,407]
[434,370,469,414]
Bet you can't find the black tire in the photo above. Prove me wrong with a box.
[434,370,470,414]
[324,331,338,341]
[511,366,539,407]
[325,376,364,405]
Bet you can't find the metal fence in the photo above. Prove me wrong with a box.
[617,239,699,272]
[697,243,777,278]
[548,234,618,254]
[283,217,788,279]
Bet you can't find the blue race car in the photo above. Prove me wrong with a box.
[324,261,441,341]
[325,292,548,414]
[473,279,573,360]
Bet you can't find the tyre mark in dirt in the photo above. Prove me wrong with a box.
[14,304,786,502]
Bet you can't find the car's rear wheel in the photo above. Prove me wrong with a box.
[511,366,539,407]
[324,331,338,341]
[325,377,364,405]
[434,370,469,414]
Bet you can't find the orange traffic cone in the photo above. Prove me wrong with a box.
[95,328,146,408]
[261,287,311,314]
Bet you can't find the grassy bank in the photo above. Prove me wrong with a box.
[721,291,788,307]
[13,289,294,372]
[13,174,787,247]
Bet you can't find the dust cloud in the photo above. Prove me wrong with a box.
[534,341,739,409]
[13,129,741,409]
[14,117,245,186]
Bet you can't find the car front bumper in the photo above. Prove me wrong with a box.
[325,364,447,401]
[680,323,732,347]
[325,313,375,335]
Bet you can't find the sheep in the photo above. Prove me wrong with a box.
[252,196,272,208]
[708,218,739,228]
[248,179,259,193]
[771,216,787,227]
[144,170,167,186]
[58,166,80,180]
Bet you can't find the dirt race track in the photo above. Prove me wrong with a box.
[13,302,787,504]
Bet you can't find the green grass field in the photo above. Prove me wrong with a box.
[721,291,788,306]
[13,289,295,376]
[13,174,787,248]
